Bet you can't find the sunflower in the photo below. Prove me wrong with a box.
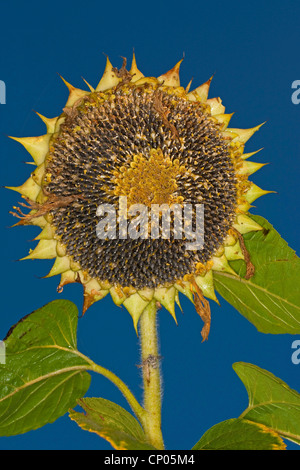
[8,55,269,339]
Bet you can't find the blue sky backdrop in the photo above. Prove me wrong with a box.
[0,0,299,450]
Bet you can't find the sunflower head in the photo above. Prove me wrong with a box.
[8,54,270,338]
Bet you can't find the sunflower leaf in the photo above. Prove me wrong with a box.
[193,362,300,450]
[233,362,300,445]
[0,299,91,436]
[69,397,156,450]
[214,215,300,334]
[192,418,285,450]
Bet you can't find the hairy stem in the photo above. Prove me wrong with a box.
[88,362,146,425]
[72,348,146,425]
[138,300,164,450]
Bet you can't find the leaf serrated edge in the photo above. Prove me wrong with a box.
[68,410,127,450]
[233,362,300,446]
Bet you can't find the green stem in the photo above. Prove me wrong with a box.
[138,300,164,450]
[75,299,164,449]
[73,349,146,426]
[88,362,146,425]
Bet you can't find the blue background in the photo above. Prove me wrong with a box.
[0,0,299,450]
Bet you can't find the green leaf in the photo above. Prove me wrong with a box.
[69,397,156,450]
[193,362,300,450]
[0,299,91,436]
[214,215,300,334]
[192,418,285,450]
[233,362,300,445]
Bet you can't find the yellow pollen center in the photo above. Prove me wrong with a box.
[113,148,185,207]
